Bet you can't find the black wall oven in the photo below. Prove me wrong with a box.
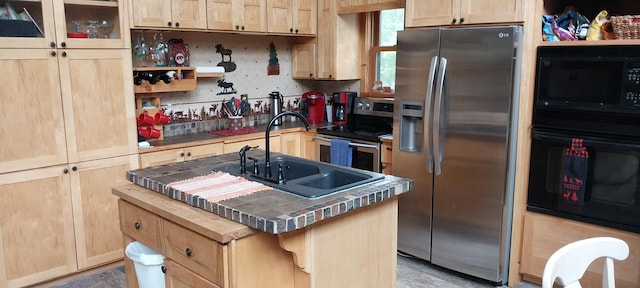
[527,45,640,233]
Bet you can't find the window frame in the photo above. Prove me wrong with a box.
[361,11,400,98]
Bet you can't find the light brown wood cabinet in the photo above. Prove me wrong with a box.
[0,155,138,288]
[0,50,137,174]
[381,139,392,175]
[130,0,207,29]
[291,41,316,78]
[266,0,317,35]
[139,143,224,168]
[520,212,640,288]
[405,0,523,27]
[292,0,361,80]
[0,0,127,49]
[207,0,267,32]
[223,135,282,154]
[115,184,399,288]
[0,2,138,286]
[337,0,404,14]
[280,132,302,157]
[301,131,318,161]
[139,132,308,169]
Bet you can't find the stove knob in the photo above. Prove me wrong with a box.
[365,103,371,110]
[358,102,364,109]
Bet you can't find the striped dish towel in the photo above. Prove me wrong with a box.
[167,172,270,203]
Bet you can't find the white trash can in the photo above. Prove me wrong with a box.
[125,241,166,288]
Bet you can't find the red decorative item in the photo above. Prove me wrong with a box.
[562,138,588,205]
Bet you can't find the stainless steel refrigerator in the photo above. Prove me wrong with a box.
[393,26,522,284]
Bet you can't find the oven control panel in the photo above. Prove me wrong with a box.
[353,97,394,117]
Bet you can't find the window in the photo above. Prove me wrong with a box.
[366,8,404,96]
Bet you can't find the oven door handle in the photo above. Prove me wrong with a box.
[533,129,640,149]
[315,136,379,150]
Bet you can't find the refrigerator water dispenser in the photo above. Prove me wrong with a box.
[399,100,424,152]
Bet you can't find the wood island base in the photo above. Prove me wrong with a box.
[114,184,398,288]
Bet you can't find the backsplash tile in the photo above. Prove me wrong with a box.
[134,31,360,132]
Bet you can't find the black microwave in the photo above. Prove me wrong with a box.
[535,45,640,114]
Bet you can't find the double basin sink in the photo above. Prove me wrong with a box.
[219,155,385,199]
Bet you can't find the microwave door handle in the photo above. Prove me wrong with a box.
[433,57,447,176]
[424,56,438,173]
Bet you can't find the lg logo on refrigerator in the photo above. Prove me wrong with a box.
[498,32,510,38]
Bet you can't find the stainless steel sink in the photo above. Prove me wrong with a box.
[219,155,384,199]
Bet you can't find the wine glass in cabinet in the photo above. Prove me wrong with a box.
[0,0,128,49]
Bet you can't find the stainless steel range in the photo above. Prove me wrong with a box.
[315,97,394,172]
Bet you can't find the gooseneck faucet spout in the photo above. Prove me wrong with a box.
[264,111,311,178]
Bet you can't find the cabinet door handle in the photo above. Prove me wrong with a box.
[60,42,66,48]
[386,147,392,151]
[180,152,185,157]
[71,166,77,171]
[185,248,192,257]
[241,25,245,30]
[63,168,69,173]
[134,222,141,230]
[161,265,167,273]
[235,25,240,30]
[61,51,67,57]
[175,22,180,28]
[167,21,172,27]
[50,42,56,48]
[186,152,191,157]
[295,29,298,33]
[290,28,293,33]
[459,18,465,24]
[51,51,57,57]
[451,18,457,24]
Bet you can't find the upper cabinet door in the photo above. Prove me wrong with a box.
[0,0,126,49]
[207,0,266,32]
[171,0,207,29]
[293,0,317,35]
[132,0,173,28]
[406,0,523,27]
[53,0,127,49]
[240,0,267,32]
[338,0,403,14]
[0,49,68,173]
[405,0,458,27]
[58,49,138,163]
[267,0,293,34]
[459,0,523,24]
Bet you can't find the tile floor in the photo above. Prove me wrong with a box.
[52,254,541,288]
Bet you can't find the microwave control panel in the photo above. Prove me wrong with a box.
[624,63,640,104]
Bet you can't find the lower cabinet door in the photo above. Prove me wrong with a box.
[0,166,77,288]
[164,259,221,288]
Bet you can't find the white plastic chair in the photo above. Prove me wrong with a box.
[542,237,629,288]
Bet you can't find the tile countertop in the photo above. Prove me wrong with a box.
[126,150,413,234]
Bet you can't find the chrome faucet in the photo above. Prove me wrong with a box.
[264,111,311,179]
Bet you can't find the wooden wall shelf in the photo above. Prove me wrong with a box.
[133,67,197,94]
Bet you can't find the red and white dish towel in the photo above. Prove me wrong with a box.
[166,171,270,203]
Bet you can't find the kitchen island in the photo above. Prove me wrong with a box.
[114,150,413,288]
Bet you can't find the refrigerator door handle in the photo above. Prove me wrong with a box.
[424,56,438,173]
[433,57,447,176]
